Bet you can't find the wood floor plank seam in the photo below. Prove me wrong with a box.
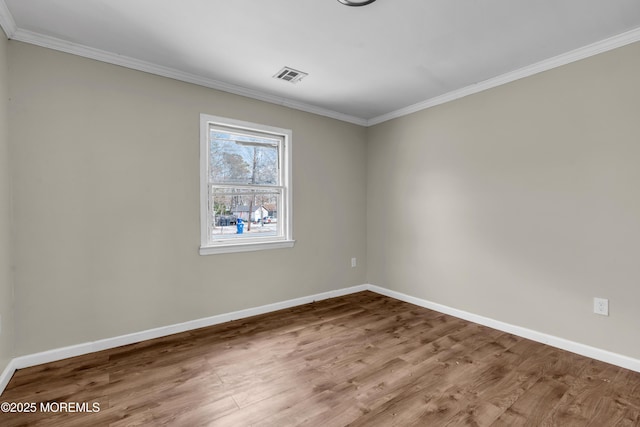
[1,291,639,426]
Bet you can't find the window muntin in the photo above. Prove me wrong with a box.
[209,131,280,186]
[200,115,293,254]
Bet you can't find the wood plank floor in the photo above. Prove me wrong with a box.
[1,291,639,426]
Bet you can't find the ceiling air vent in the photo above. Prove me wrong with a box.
[273,66,308,84]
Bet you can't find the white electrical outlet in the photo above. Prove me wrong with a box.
[351,257,357,268]
[594,297,609,316]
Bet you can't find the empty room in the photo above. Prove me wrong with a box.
[1,0,640,425]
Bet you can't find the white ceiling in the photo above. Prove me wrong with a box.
[1,0,640,126]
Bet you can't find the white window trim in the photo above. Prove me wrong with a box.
[199,114,294,255]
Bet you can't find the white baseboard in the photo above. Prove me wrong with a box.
[367,284,640,374]
[0,284,368,395]
[13,284,369,370]
[0,358,17,396]
[1,282,639,396]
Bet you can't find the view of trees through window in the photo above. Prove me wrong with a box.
[208,128,282,240]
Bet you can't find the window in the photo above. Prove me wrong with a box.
[200,114,294,254]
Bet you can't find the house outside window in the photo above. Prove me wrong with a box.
[199,114,294,254]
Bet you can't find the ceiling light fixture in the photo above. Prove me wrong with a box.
[337,0,377,6]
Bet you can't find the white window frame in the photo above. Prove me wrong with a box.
[199,114,294,255]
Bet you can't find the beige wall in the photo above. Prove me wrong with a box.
[0,29,12,372]
[367,42,640,359]
[8,42,367,356]
[5,36,640,363]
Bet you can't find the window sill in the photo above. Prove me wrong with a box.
[199,240,295,255]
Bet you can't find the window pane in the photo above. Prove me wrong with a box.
[200,114,292,254]
[209,129,279,185]
[209,187,281,241]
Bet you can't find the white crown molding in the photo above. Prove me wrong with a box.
[0,0,16,38]
[2,4,640,127]
[9,28,368,127]
[367,26,640,126]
